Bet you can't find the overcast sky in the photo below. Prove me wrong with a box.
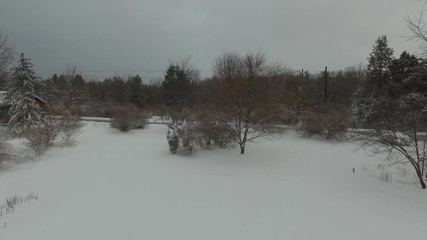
[0,0,424,80]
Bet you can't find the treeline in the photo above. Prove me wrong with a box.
[35,60,366,120]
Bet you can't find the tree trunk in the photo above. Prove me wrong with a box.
[418,175,426,189]
[240,145,245,154]
[416,169,426,189]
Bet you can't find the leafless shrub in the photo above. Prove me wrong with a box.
[323,112,349,140]
[111,106,149,132]
[297,105,349,140]
[210,124,234,148]
[181,124,197,154]
[298,112,323,136]
[163,107,235,155]
[0,193,38,217]
[57,111,83,146]
[24,125,57,156]
[192,111,234,149]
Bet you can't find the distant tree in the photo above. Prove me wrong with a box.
[162,64,191,105]
[142,80,163,106]
[405,0,427,54]
[281,75,319,126]
[0,31,14,89]
[367,36,394,92]
[101,76,128,104]
[352,36,394,128]
[326,65,366,106]
[63,66,86,115]
[210,51,283,154]
[127,75,144,107]
[390,51,427,96]
[5,53,46,130]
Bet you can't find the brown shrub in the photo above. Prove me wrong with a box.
[298,105,349,140]
[25,125,57,156]
[57,111,83,146]
[111,106,149,132]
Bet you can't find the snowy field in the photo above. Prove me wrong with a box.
[0,122,426,240]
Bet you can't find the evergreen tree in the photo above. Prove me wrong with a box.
[352,36,395,128]
[5,53,46,129]
[162,65,191,105]
[127,75,144,107]
[390,51,427,96]
[366,35,394,93]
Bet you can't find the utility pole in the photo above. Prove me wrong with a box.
[324,66,328,106]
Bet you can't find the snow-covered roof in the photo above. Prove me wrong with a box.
[0,91,47,107]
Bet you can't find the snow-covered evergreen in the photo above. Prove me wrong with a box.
[351,36,394,128]
[5,53,46,130]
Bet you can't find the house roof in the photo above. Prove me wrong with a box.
[0,91,47,107]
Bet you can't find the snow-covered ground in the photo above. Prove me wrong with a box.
[0,122,426,240]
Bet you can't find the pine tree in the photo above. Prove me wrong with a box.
[390,51,427,96]
[366,35,394,93]
[127,75,144,107]
[5,53,46,130]
[351,36,395,128]
[162,65,191,105]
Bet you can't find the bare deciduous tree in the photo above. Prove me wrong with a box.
[210,51,283,154]
[405,0,427,54]
[62,66,86,114]
[352,94,427,189]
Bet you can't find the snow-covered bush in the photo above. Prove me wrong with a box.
[181,127,196,154]
[57,111,83,146]
[24,125,57,156]
[111,106,149,132]
[167,126,179,154]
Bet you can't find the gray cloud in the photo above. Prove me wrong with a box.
[0,0,422,80]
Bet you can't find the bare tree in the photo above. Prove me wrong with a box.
[353,93,427,189]
[281,79,318,127]
[178,56,200,85]
[62,66,86,114]
[0,31,14,89]
[405,0,427,54]
[210,51,283,154]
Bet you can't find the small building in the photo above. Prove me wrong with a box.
[0,91,48,123]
